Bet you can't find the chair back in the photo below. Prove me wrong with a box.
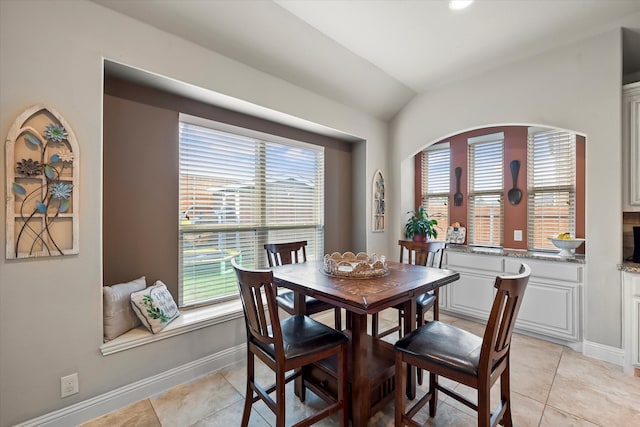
[399,240,446,268]
[480,263,531,372]
[232,259,283,353]
[264,241,308,267]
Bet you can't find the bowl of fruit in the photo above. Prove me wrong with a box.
[550,233,585,257]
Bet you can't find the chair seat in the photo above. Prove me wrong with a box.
[394,320,482,376]
[276,290,333,313]
[255,314,348,360]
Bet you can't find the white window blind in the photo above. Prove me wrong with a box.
[527,129,576,250]
[421,144,450,236]
[179,115,324,307]
[468,133,504,247]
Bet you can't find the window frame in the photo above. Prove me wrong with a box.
[467,132,504,248]
[178,114,325,308]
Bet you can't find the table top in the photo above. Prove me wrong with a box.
[272,260,459,315]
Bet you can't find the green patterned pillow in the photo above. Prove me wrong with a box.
[130,281,180,334]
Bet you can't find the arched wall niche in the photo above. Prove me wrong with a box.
[407,123,586,251]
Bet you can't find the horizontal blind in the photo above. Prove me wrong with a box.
[179,118,324,307]
[527,129,576,250]
[468,135,503,247]
[421,144,450,236]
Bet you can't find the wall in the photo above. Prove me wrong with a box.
[390,24,640,349]
[0,1,388,425]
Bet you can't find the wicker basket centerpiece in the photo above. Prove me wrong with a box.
[323,251,388,278]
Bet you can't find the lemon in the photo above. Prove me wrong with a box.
[556,233,571,240]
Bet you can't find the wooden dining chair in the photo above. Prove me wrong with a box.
[232,259,349,427]
[371,240,446,339]
[394,263,531,427]
[264,241,342,330]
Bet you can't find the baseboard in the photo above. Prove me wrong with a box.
[14,343,246,427]
[582,340,625,366]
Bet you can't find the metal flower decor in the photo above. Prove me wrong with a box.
[11,122,74,257]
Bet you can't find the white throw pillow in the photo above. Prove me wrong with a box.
[130,281,180,334]
[103,276,146,341]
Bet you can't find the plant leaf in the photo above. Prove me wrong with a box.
[50,154,60,163]
[59,201,70,213]
[12,182,26,195]
[24,132,41,147]
[44,165,55,179]
[36,201,47,213]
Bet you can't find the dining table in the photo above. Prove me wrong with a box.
[271,259,460,427]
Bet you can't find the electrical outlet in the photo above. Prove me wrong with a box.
[61,373,79,398]
[514,230,523,241]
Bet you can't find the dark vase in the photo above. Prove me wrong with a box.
[412,234,426,242]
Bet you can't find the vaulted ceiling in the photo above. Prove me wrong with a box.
[95,0,640,121]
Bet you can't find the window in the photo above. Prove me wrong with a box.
[179,115,324,307]
[421,143,450,236]
[527,129,576,251]
[468,133,504,247]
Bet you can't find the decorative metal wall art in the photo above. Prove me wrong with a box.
[5,105,79,259]
[373,170,385,232]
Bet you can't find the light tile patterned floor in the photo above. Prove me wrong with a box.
[81,311,640,426]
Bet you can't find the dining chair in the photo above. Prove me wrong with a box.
[264,241,342,330]
[232,259,349,427]
[371,240,446,340]
[394,263,531,427]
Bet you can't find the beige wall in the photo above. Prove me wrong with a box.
[390,20,640,349]
[0,1,388,425]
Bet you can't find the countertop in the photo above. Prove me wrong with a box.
[620,262,640,273]
[445,244,586,264]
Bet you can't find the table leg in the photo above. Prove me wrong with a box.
[403,298,417,399]
[293,292,306,399]
[351,313,370,427]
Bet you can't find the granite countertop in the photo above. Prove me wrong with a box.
[620,262,640,273]
[445,244,586,264]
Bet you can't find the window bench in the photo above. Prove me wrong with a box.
[100,299,244,356]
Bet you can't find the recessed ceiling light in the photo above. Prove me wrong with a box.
[449,0,474,11]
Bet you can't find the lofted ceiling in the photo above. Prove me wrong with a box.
[95,0,640,121]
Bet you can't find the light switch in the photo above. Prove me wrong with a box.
[514,230,523,241]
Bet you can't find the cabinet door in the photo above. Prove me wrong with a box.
[624,83,640,209]
[448,271,495,320]
[515,281,580,341]
[633,296,640,367]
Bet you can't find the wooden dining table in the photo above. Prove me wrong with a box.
[271,259,460,427]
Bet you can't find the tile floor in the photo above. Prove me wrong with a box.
[81,311,640,427]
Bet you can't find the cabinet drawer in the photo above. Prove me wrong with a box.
[446,252,503,274]
[505,258,582,283]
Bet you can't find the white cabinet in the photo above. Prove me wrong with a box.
[623,271,640,373]
[623,82,640,210]
[443,251,583,344]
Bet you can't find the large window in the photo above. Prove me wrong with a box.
[421,143,450,236]
[527,128,576,251]
[468,133,504,247]
[179,115,324,307]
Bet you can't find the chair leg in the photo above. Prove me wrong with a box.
[416,305,424,385]
[477,380,491,427]
[428,372,439,417]
[276,367,286,427]
[334,307,342,330]
[395,351,407,426]
[338,344,348,427]
[501,360,513,427]
[241,350,254,427]
[397,308,404,338]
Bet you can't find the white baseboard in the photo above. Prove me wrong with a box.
[14,344,246,427]
[582,340,625,366]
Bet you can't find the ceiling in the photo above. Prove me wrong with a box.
[95,0,640,121]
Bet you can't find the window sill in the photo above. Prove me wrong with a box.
[100,299,244,356]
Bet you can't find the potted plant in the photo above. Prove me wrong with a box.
[404,206,438,242]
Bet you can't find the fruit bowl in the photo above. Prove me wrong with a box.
[550,238,585,257]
